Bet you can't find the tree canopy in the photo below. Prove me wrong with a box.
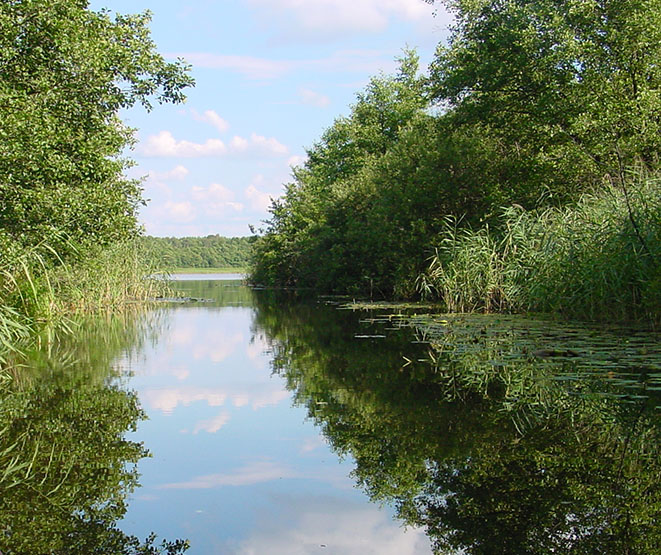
[0,0,193,261]
[249,0,661,302]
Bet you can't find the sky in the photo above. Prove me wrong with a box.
[89,0,454,237]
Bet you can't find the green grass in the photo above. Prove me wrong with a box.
[171,267,246,274]
[0,238,170,369]
[417,169,661,323]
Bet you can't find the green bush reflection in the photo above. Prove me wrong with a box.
[253,293,661,554]
[0,312,187,554]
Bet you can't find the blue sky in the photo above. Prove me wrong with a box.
[90,0,453,237]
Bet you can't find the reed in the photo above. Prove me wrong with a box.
[51,240,170,312]
[0,238,169,369]
[418,170,661,322]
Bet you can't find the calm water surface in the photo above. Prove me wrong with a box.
[118,278,430,553]
[1,278,660,554]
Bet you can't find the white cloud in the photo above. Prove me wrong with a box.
[158,461,294,489]
[169,327,195,346]
[191,109,230,133]
[193,411,231,434]
[142,385,289,414]
[173,53,293,79]
[143,388,228,414]
[246,333,271,361]
[192,330,244,362]
[192,183,234,203]
[300,436,328,454]
[234,494,433,554]
[191,183,245,216]
[142,165,190,196]
[173,49,396,80]
[287,154,307,169]
[245,0,435,39]
[148,165,190,181]
[231,133,289,156]
[142,131,288,158]
[299,88,330,108]
[163,201,196,223]
[142,130,227,157]
[245,184,274,212]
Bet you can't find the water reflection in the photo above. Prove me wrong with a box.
[6,279,657,553]
[121,280,431,554]
[253,293,661,554]
[0,313,188,554]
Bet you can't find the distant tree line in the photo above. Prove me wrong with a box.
[141,235,252,269]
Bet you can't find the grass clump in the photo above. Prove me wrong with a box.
[0,237,168,368]
[418,170,661,323]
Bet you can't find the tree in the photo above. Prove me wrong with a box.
[249,50,429,292]
[427,0,661,196]
[0,0,193,260]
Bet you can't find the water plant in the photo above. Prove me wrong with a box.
[418,170,661,322]
[0,238,170,370]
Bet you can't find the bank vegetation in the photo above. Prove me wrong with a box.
[0,0,193,367]
[249,0,661,323]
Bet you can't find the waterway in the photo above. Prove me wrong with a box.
[1,277,659,554]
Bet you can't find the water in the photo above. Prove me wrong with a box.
[170,272,245,281]
[1,279,660,554]
[118,279,430,553]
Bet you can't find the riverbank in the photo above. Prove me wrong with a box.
[0,240,167,369]
[171,267,246,274]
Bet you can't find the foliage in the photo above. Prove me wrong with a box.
[428,0,661,194]
[0,0,193,257]
[418,170,661,321]
[141,235,252,270]
[249,0,661,321]
[0,239,170,369]
[0,0,192,361]
[249,50,434,294]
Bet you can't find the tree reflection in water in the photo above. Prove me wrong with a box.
[253,291,661,554]
[0,312,188,554]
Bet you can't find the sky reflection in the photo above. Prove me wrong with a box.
[120,280,431,554]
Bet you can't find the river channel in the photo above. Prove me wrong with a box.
[1,277,660,554]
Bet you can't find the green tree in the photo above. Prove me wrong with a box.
[427,0,661,195]
[250,50,428,292]
[0,0,193,259]
[140,235,252,269]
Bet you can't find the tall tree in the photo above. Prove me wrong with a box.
[427,0,661,195]
[0,0,193,259]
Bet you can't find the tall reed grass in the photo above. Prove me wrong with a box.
[0,237,168,368]
[418,170,661,322]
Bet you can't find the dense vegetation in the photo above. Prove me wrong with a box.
[141,235,252,270]
[249,0,661,321]
[0,0,193,364]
